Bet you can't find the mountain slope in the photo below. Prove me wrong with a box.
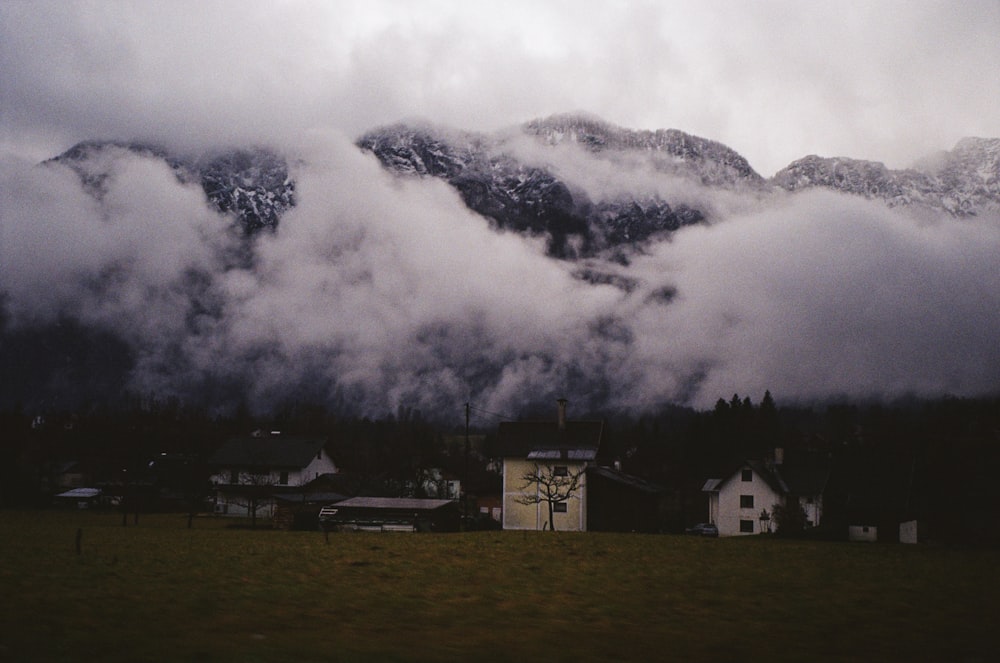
[772,137,1000,216]
[357,115,733,258]
[50,142,296,235]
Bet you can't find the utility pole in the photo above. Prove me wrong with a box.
[464,402,470,531]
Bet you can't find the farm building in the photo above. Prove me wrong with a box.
[54,487,104,509]
[320,497,461,532]
[585,466,666,533]
[498,399,602,532]
[209,432,337,519]
[702,448,830,536]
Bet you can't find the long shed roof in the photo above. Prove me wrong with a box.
[332,497,455,511]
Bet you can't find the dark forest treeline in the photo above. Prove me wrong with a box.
[2,393,999,543]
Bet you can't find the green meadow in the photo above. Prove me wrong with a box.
[0,510,996,662]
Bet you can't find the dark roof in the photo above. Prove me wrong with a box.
[587,466,664,494]
[746,459,788,494]
[496,420,603,458]
[704,456,830,498]
[209,436,327,469]
[778,464,830,496]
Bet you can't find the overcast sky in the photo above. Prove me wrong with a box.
[2,0,999,175]
[2,1,1000,417]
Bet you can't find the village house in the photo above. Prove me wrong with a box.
[497,399,668,532]
[498,399,602,531]
[702,448,829,536]
[209,432,337,519]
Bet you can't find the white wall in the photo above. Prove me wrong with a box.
[799,494,823,529]
[899,520,919,544]
[213,450,338,517]
[715,466,783,536]
[212,451,337,488]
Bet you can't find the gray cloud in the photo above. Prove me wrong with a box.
[3,1,998,173]
[3,134,999,416]
[2,1,999,415]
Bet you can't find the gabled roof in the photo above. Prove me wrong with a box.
[496,420,603,459]
[778,464,830,496]
[703,455,830,498]
[209,436,327,469]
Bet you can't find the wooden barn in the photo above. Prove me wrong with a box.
[586,466,667,533]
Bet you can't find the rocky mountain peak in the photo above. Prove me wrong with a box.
[523,113,766,188]
[358,116,712,259]
[49,142,295,235]
[772,138,1000,216]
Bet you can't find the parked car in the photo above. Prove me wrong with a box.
[685,522,719,537]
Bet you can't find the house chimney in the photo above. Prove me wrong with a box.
[557,398,568,430]
[774,447,784,465]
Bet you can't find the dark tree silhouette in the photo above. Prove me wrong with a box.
[516,463,585,531]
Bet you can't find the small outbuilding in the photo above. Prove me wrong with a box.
[54,487,103,509]
[586,466,666,533]
[320,497,460,532]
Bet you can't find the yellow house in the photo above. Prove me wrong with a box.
[499,399,603,531]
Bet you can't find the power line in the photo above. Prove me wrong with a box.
[466,403,512,422]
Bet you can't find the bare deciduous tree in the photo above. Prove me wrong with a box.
[516,463,585,531]
[228,469,278,528]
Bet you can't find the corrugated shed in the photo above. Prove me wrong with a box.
[332,497,454,511]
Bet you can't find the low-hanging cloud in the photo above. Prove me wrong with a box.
[622,191,1000,408]
[2,132,999,417]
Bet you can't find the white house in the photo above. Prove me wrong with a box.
[209,433,337,519]
[702,450,829,536]
[498,399,603,532]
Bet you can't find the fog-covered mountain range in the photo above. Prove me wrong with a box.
[2,114,999,419]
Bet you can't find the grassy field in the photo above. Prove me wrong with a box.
[0,510,997,662]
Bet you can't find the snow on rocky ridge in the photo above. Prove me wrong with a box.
[49,115,1000,253]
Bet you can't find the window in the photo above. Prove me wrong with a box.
[553,466,568,477]
[553,503,568,513]
[279,471,289,485]
[741,469,753,482]
[740,495,754,509]
[740,519,755,533]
